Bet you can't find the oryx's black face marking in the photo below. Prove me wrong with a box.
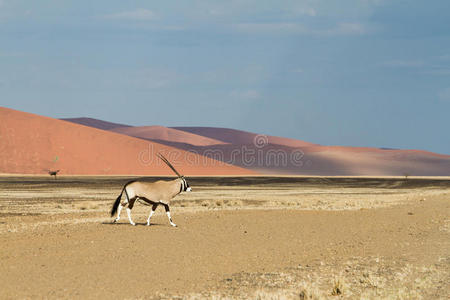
[181,176,191,192]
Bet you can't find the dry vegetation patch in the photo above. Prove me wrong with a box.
[0,176,448,299]
[162,256,449,299]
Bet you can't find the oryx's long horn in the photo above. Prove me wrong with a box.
[157,153,182,177]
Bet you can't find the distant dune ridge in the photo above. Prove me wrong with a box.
[61,117,130,131]
[172,127,316,148]
[0,107,255,175]
[1,107,448,175]
[110,126,226,146]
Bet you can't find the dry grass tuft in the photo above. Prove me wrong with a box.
[330,277,343,296]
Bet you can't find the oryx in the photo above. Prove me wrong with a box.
[110,153,191,227]
[46,169,60,180]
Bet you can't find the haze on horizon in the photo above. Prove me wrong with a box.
[1,1,449,154]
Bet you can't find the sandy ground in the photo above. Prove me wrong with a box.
[0,176,449,299]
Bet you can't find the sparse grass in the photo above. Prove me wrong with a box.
[163,256,448,299]
[0,176,448,298]
[330,277,343,296]
[1,176,448,218]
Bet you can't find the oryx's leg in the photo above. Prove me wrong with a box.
[115,200,129,223]
[114,204,123,223]
[126,198,137,226]
[147,204,158,226]
[163,204,177,227]
[114,191,130,223]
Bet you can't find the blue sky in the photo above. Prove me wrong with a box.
[1,0,449,154]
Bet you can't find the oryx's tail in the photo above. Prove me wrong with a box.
[110,186,125,217]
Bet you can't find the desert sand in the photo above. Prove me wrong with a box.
[0,176,448,299]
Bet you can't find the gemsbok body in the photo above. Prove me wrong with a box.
[110,154,191,226]
[46,170,60,180]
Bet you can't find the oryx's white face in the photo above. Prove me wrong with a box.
[181,177,191,192]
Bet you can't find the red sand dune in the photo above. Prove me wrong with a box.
[0,107,256,175]
[3,110,449,176]
[122,141,450,176]
[110,126,226,146]
[67,119,449,176]
[172,127,316,148]
[297,146,450,176]
[303,144,449,158]
[165,127,450,176]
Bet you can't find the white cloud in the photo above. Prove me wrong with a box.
[438,88,450,102]
[124,68,177,90]
[327,22,366,35]
[208,8,224,16]
[233,22,367,36]
[383,60,425,68]
[424,69,450,76]
[201,65,268,86]
[437,54,450,61]
[291,5,316,17]
[362,0,386,5]
[233,22,308,34]
[230,89,261,100]
[102,8,157,21]
[0,51,26,57]
[292,68,304,73]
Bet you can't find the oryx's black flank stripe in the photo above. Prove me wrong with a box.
[137,197,153,206]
